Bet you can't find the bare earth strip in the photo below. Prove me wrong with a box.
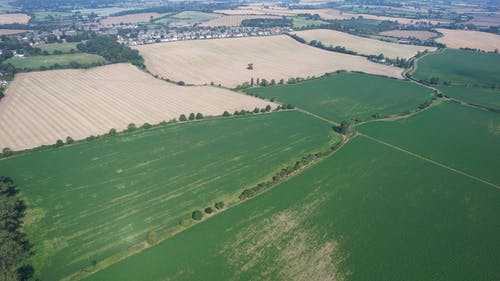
[294,29,436,59]
[216,8,443,24]
[201,15,281,27]
[379,30,438,41]
[0,64,276,151]
[100,13,165,25]
[0,29,29,35]
[0,13,30,24]
[134,35,403,88]
[436,29,500,52]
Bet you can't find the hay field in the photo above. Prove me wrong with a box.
[379,30,438,41]
[133,35,403,88]
[201,15,280,27]
[0,13,30,24]
[294,29,435,59]
[436,29,500,52]
[0,63,275,150]
[100,13,164,25]
[0,29,28,35]
[216,8,442,24]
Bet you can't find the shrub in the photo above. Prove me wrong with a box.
[265,105,272,112]
[66,136,74,144]
[146,230,159,245]
[55,139,64,147]
[177,81,185,86]
[179,114,187,121]
[142,123,152,129]
[223,111,230,117]
[127,123,137,132]
[195,113,203,120]
[179,218,191,227]
[2,147,12,157]
[188,113,195,121]
[215,201,224,210]
[192,210,203,221]
[108,128,117,135]
[205,207,213,214]
[253,107,260,113]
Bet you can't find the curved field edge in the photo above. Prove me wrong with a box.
[0,110,341,280]
[82,135,500,281]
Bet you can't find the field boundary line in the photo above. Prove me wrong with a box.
[295,107,339,126]
[359,133,500,190]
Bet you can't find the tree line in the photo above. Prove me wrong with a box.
[76,36,144,67]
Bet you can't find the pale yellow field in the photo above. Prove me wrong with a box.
[134,35,403,88]
[295,29,436,59]
[436,29,500,51]
[0,64,276,150]
[216,8,443,24]
[0,13,30,24]
[201,15,280,27]
[379,30,438,41]
[0,29,28,35]
[100,13,164,25]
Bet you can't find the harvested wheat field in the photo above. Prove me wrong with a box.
[101,13,164,25]
[0,63,276,150]
[379,30,438,41]
[0,29,28,35]
[436,29,500,52]
[0,13,30,24]
[295,29,435,59]
[201,14,280,27]
[134,35,403,88]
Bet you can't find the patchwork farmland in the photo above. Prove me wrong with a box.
[0,63,275,150]
[201,14,280,27]
[0,13,30,24]
[100,13,165,25]
[294,29,436,59]
[379,30,438,41]
[134,35,403,88]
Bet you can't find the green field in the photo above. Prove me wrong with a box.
[154,11,221,25]
[33,11,73,21]
[411,49,500,87]
[292,16,327,28]
[437,85,500,110]
[37,42,79,54]
[358,101,500,185]
[0,111,339,280]
[83,135,500,281]
[246,72,433,122]
[3,53,105,71]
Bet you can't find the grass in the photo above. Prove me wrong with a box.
[0,111,339,280]
[154,11,221,25]
[33,11,73,21]
[358,101,500,185]
[82,135,500,281]
[411,49,500,87]
[437,85,500,110]
[292,16,327,28]
[37,42,79,54]
[245,72,433,122]
[3,53,105,71]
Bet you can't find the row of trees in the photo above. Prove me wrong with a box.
[0,176,34,281]
[179,113,203,122]
[190,201,224,222]
[76,36,144,67]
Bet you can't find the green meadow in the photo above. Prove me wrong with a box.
[0,111,339,280]
[437,85,500,110]
[245,72,433,122]
[411,49,500,87]
[37,42,79,54]
[358,101,500,185]
[3,53,105,71]
[83,135,500,281]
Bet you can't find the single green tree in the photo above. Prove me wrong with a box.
[142,123,152,129]
[127,123,137,132]
[205,207,213,214]
[179,114,188,121]
[2,147,13,157]
[192,210,203,221]
[195,113,203,120]
[188,113,195,121]
[215,201,224,210]
[265,105,272,112]
[108,128,117,135]
[66,136,74,144]
[55,139,64,147]
[223,111,230,117]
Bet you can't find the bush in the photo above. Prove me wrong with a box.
[253,107,260,113]
[265,105,272,112]
[108,128,117,135]
[177,81,185,86]
[55,139,64,147]
[146,230,159,245]
[142,123,152,129]
[66,136,74,144]
[179,218,191,227]
[179,114,187,121]
[192,210,203,221]
[195,113,203,120]
[1,147,12,157]
[215,201,224,210]
[127,123,137,132]
[205,207,213,214]
[188,113,195,121]
[223,111,230,117]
